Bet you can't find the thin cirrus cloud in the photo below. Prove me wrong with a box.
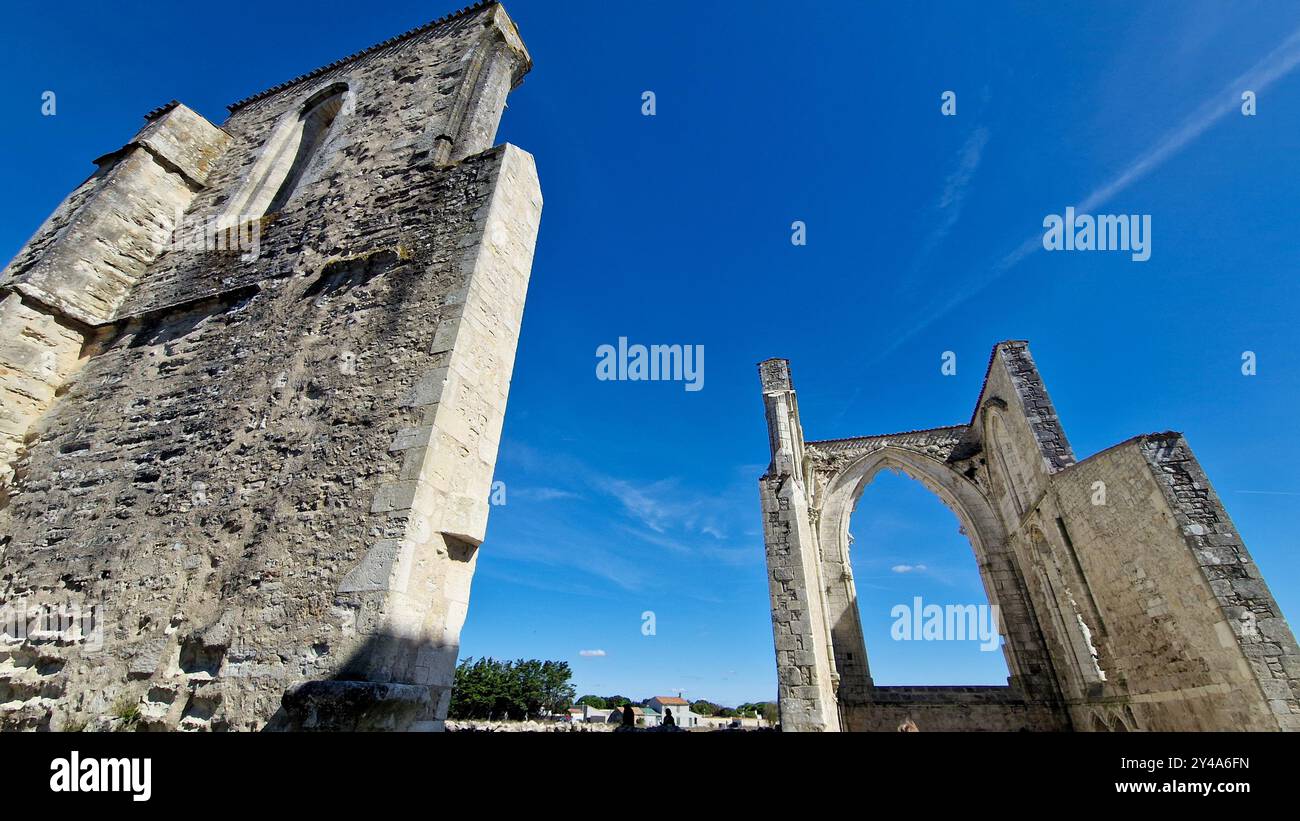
[891,564,929,574]
[868,23,1300,373]
[491,442,760,594]
[579,649,607,657]
[503,441,742,545]
[905,126,991,290]
[513,486,582,502]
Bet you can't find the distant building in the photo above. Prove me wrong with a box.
[647,696,701,728]
[637,706,662,727]
[698,714,769,730]
[609,705,661,727]
[568,697,766,729]
[567,705,616,723]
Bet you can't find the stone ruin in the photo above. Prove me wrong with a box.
[759,342,1300,731]
[0,1,540,731]
[2,1,1296,736]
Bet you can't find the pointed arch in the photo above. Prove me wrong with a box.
[815,445,1060,703]
[985,410,1029,517]
[223,82,351,223]
[848,467,1012,685]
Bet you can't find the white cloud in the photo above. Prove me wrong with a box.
[891,564,928,574]
[515,486,582,502]
[579,649,606,657]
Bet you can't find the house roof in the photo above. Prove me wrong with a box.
[653,696,689,705]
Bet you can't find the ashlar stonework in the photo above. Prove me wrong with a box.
[759,342,1300,731]
[0,1,540,731]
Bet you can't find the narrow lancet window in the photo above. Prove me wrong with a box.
[227,84,348,221]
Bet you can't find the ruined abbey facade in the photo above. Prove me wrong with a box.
[3,1,1297,736]
[759,342,1300,731]
[0,2,540,730]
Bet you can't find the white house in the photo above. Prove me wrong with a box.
[646,696,701,728]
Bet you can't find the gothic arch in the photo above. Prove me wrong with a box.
[760,347,1299,731]
[984,409,1029,517]
[223,82,352,223]
[812,444,1059,702]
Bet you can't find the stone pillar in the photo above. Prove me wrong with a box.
[280,145,543,731]
[758,359,841,731]
[433,4,532,167]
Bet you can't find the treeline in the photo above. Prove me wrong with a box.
[448,657,576,720]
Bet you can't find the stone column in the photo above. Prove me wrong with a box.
[758,359,841,731]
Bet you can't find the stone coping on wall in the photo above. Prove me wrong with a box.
[225,1,527,114]
[866,685,1029,704]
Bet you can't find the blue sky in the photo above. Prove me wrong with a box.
[3,1,1299,706]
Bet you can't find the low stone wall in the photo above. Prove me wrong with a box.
[445,719,615,732]
[843,686,1070,732]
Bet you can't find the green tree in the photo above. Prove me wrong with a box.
[539,660,576,716]
[691,700,720,716]
[576,695,607,709]
[448,657,575,720]
[449,657,511,719]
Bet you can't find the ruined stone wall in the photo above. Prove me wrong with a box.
[843,687,1069,732]
[0,294,92,493]
[1042,438,1300,731]
[0,2,541,732]
[759,341,1299,731]
[0,104,230,489]
[759,360,841,731]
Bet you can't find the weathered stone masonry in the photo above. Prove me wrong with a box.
[0,2,541,731]
[759,342,1300,731]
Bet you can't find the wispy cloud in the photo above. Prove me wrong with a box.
[906,127,990,290]
[513,486,582,502]
[579,649,607,657]
[492,442,764,593]
[607,477,681,533]
[623,525,757,568]
[891,564,929,574]
[866,24,1300,372]
[485,535,651,592]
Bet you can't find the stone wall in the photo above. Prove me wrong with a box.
[0,2,541,732]
[757,341,1300,731]
[758,359,842,731]
[844,687,1070,732]
[1042,437,1300,731]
